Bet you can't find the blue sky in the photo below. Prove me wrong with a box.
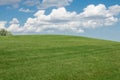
[0,0,120,41]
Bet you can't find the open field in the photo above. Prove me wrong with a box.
[0,35,120,80]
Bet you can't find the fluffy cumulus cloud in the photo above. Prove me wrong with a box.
[0,21,7,29]
[22,7,84,33]
[3,4,120,34]
[80,4,119,27]
[108,5,120,16]
[7,18,22,32]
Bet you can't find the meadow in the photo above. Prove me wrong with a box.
[0,35,120,80]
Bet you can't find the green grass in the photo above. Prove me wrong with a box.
[0,35,120,80]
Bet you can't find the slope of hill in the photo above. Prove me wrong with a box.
[0,35,120,80]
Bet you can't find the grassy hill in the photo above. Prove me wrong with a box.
[0,35,120,80]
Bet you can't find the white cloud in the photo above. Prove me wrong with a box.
[19,8,33,13]
[80,4,107,17]
[23,0,40,7]
[9,18,19,24]
[38,0,73,9]
[0,0,21,5]
[79,4,119,28]
[0,0,73,9]
[108,5,120,16]
[6,4,120,34]
[23,0,73,9]
[0,21,7,29]
[7,18,23,32]
[0,0,21,8]
[22,7,84,33]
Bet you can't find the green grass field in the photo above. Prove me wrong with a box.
[0,35,120,80]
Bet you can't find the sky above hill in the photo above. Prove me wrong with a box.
[0,0,120,41]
